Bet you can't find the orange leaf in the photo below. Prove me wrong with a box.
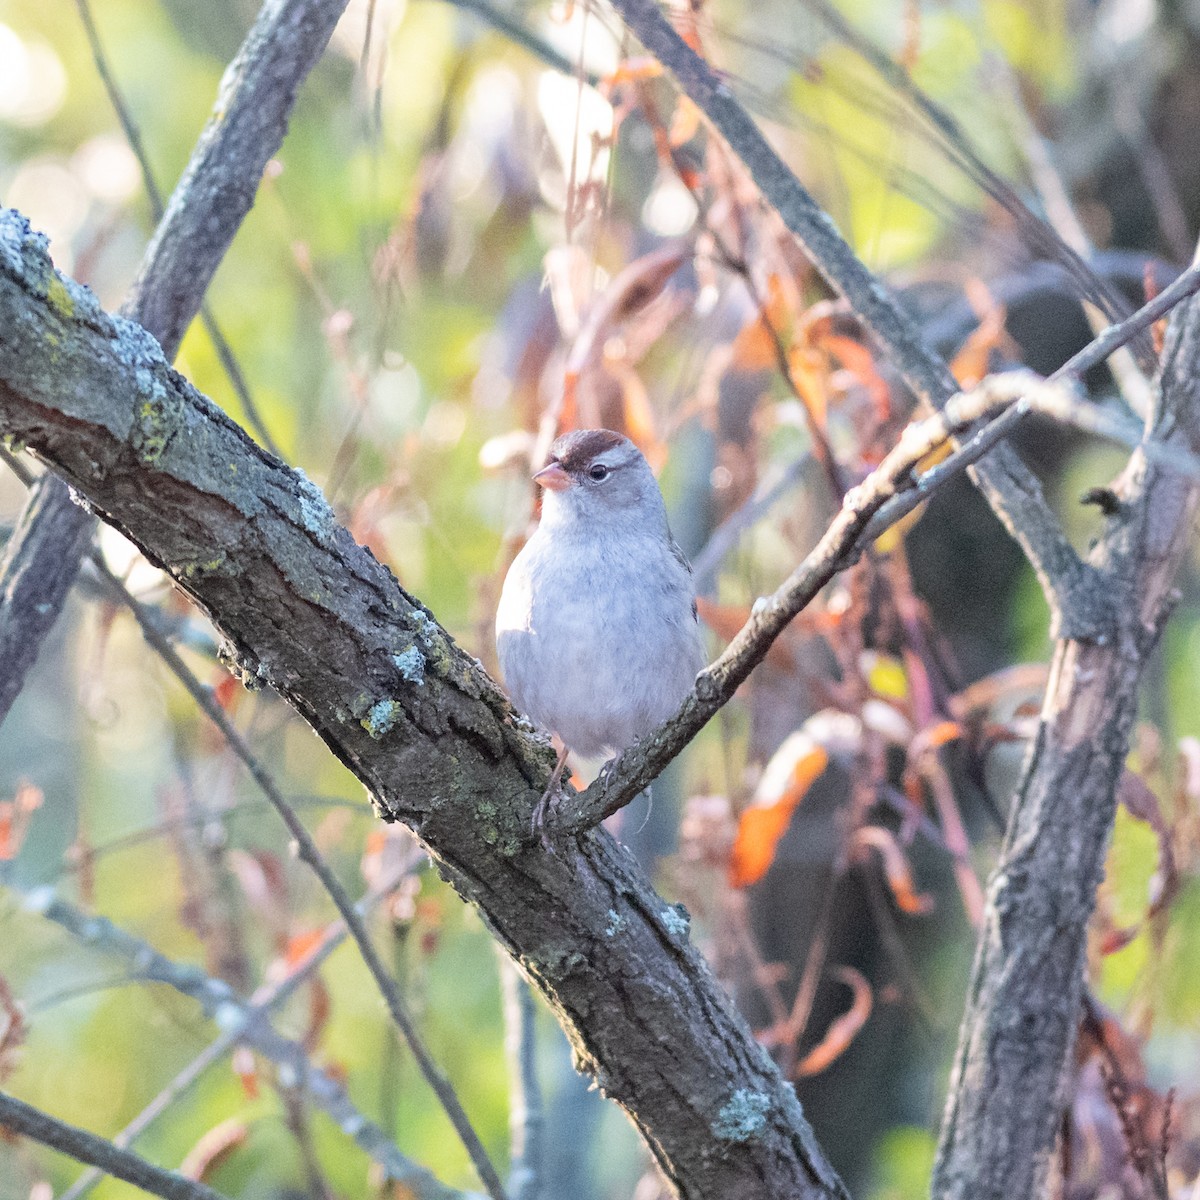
[600,57,663,90]
[820,334,891,421]
[283,928,325,967]
[795,967,873,1077]
[949,283,1013,387]
[304,977,332,1052]
[213,674,241,713]
[180,1118,248,1182]
[669,97,701,147]
[232,1047,257,1101]
[730,737,829,887]
[910,719,963,757]
[730,318,777,371]
[850,826,934,915]
[731,274,790,371]
[1097,924,1139,956]
[786,346,829,431]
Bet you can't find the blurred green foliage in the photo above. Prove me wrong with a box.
[2,0,1200,1197]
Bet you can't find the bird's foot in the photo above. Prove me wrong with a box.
[531,786,559,848]
[532,745,571,847]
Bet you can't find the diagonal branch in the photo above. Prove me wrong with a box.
[0,0,348,729]
[88,561,507,1200]
[606,0,1104,639]
[930,259,1200,1196]
[0,209,847,1200]
[0,1091,228,1200]
[560,255,1200,832]
[14,881,473,1200]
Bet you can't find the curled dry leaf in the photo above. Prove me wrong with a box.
[795,966,873,1077]
[731,273,790,371]
[0,977,26,1084]
[849,826,935,915]
[730,731,830,888]
[1117,769,1178,919]
[565,244,689,382]
[180,1116,249,1182]
[0,781,42,862]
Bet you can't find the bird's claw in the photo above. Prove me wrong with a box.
[531,784,559,849]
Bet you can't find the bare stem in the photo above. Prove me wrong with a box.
[0,1091,227,1200]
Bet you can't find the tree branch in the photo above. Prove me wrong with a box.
[606,0,1104,639]
[87,561,508,1200]
[0,0,347,728]
[561,259,1200,833]
[930,266,1200,1197]
[0,209,847,1200]
[15,880,471,1200]
[0,1091,228,1200]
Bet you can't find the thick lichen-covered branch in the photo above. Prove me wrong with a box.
[0,210,847,1200]
[0,0,349,729]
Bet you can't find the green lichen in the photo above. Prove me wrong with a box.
[360,699,403,738]
[130,370,181,466]
[531,946,587,980]
[712,1090,771,1143]
[45,273,74,319]
[179,553,227,580]
[605,910,627,938]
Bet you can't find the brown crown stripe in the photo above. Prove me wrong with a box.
[549,428,628,472]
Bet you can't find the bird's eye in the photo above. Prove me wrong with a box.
[588,463,610,482]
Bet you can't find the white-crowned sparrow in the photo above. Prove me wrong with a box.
[496,429,705,826]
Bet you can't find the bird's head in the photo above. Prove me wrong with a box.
[533,429,667,535]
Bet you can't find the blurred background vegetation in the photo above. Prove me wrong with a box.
[2,0,1200,1197]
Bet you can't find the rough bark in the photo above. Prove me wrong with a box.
[0,210,847,1200]
[0,480,94,718]
[931,284,1200,1198]
[0,0,348,728]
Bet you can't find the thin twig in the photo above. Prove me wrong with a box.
[555,309,1200,834]
[0,444,34,486]
[499,956,544,1200]
[864,257,1200,538]
[90,561,508,1200]
[72,0,283,459]
[55,847,431,1200]
[0,1091,228,1200]
[607,0,1088,625]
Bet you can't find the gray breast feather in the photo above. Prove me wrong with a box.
[496,527,704,758]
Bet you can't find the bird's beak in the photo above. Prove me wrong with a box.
[533,462,571,492]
